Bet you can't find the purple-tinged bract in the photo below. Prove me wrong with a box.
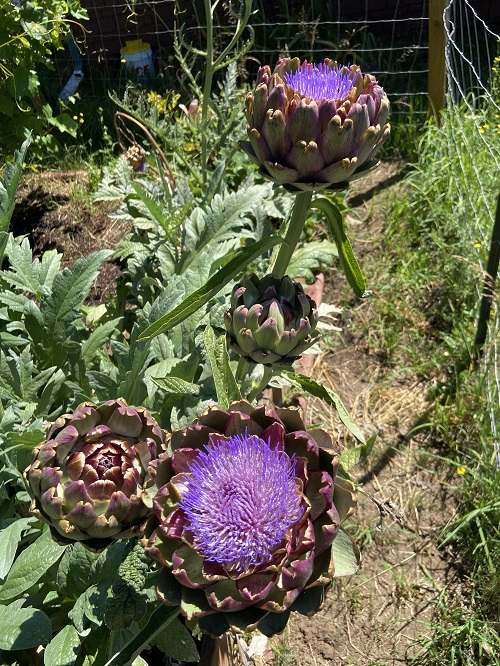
[143,401,358,637]
[240,57,390,192]
[24,398,165,552]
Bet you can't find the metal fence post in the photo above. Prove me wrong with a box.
[428,0,448,118]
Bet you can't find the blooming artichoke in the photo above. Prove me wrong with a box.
[143,401,357,637]
[224,274,319,366]
[241,58,390,192]
[24,399,164,551]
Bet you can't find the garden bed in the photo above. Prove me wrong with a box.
[10,161,464,665]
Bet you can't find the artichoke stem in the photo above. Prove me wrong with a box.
[272,190,313,277]
[247,364,274,402]
[236,357,250,383]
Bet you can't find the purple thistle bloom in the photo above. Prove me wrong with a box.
[284,63,354,101]
[179,433,303,571]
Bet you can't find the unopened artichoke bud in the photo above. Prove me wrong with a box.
[240,58,390,192]
[142,401,357,637]
[24,399,165,551]
[225,274,319,366]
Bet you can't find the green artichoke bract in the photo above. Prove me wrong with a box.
[224,273,319,366]
[24,399,164,551]
[241,57,390,192]
[143,401,357,637]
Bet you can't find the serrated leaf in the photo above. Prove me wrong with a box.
[44,625,81,666]
[104,580,147,631]
[0,529,66,601]
[2,236,40,295]
[138,236,282,341]
[81,317,122,365]
[287,241,338,283]
[314,196,369,298]
[90,540,132,586]
[41,250,112,367]
[284,371,366,445]
[203,325,241,409]
[0,603,51,650]
[0,136,31,264]
[339,433,377,472]
[332,528,361,577]
[0,517,35,581]
[152,617,199,662]
[57,543,99,598]
[151,375,200,396]
[181,186,262,272]
[68,583,109,634]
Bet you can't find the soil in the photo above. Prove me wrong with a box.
[281,163,463,666]
[11,164,464,666]
[11,171,129,304]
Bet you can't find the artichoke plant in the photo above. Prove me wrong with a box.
[224,273,319,366]
[24,399,164,551]
[241,57,390,191]
[143,401,357,636]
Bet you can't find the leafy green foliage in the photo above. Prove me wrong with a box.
[0,0,86,158]
[0,603,52,651]
[0,136,31,263]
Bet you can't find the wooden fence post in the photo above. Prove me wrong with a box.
[428,0,448,119]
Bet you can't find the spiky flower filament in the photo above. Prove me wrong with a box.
[284,62,355,101]
[179,433,303,572]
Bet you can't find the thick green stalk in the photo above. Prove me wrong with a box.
[247,365,274,402]
[201,0,215,184]
[271,191,313,277]
[235,357,249,383]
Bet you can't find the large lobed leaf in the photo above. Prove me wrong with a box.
[40,250,112,367]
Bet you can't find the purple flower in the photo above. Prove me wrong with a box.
[179,433,303,571]
[284,62,355,101]
[240,57,390,192]
[143,401,358,637]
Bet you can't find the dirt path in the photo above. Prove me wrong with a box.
[283,164,462,665]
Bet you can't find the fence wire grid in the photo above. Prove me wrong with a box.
[444,0,500,467]
[53,0,431,116]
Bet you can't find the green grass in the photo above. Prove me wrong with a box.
[364,100,500,664]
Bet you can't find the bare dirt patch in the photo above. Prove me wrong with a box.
[11,171,129,304]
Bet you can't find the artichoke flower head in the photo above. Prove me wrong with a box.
[224,273,319,366]
[143,401,357,637]
[241,57,390,192]
[24,399,165,551]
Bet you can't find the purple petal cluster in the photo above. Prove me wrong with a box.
[241,57,390,191]
[179,433,303,570]
[143,401,358,637]
[285,63,354,102]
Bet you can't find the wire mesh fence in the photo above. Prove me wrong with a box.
[51,0,434,117]
[442,0,500,466]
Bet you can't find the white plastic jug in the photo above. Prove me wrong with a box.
[120,40,155,79]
